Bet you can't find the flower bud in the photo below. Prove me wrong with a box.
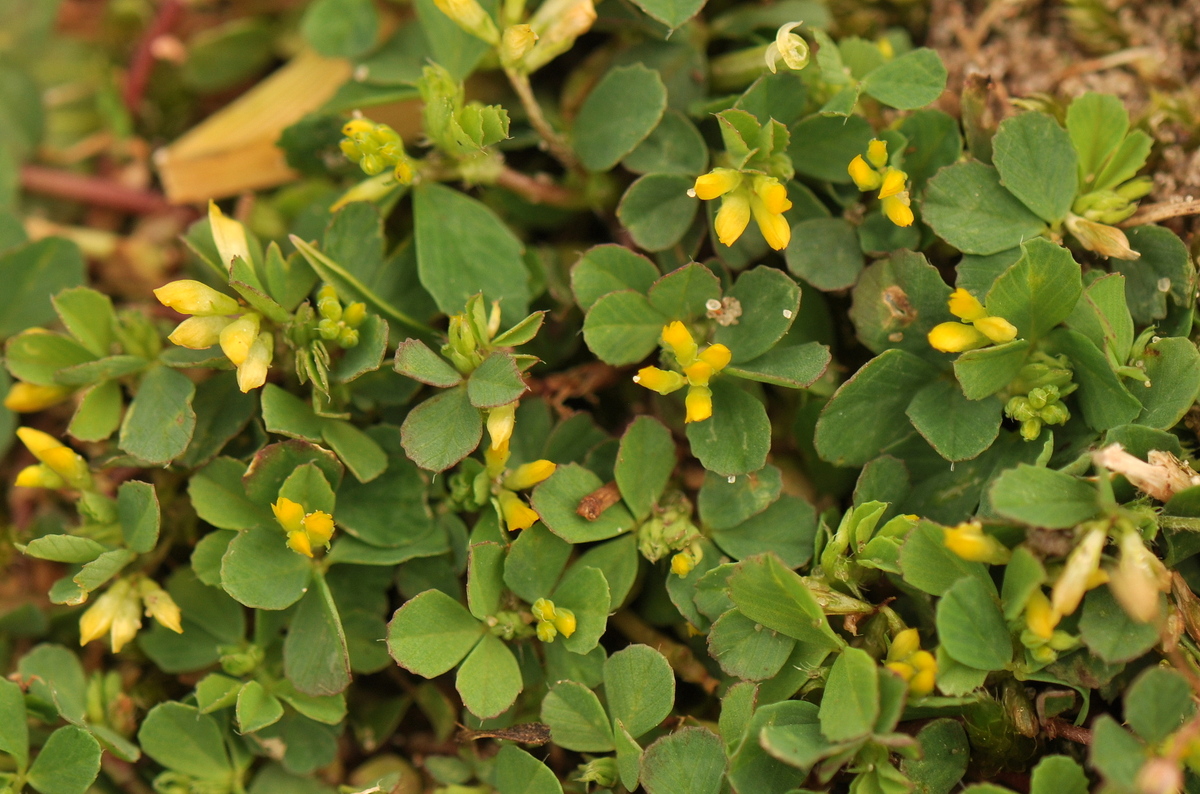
[536,620,558,642]
[15,464,66,489]
[169,315,231,349]
[504,460,557,491]
[943,522,1011,564]
[1115,176,1154,201]
[685,385,713,423]
[317,318,340,340]
[498,489,540,532]
[433,0,501,44]
[765,21,810,74]
[317,285,342,322]
[4,382,72,413]
[236,332,273,393]
[485,437,511,478]
[302,510,336,547]
[974,315,1018,344]
[661,321,698,367]
[153,280,240,316]
[948,288,987,322]
[18,428,93,490]
[531,598,556,622]
[219,314,261,366]
[867,139,889,169]
[500,24,538,68]
[1051,526,1107,616]
[848,156,883,192]
[553,607,576,637]
[109,584,144,653]
[342,302,367,328]
[525,0,596,71]
[287,529,314,558]
[887,629,921,662]
[692,168,743,201]
[671,552,695,577]
[208,201,251,270]
[1065,214,1140,260]
[633,366,686,395]
[715,190,752,247]
[80,585,124,646]
[1020,418,1044,441]
[342,119,375,138]
[908,651,937,697]
[338,327,359,348]
[487,402,518,451]
[928,322,988,353]
[138,579,183,634]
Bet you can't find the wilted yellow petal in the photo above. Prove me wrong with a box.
[487,402,517,450]
[504,460,557,491]
[1024,588,1059,640]
[219,315,261,366]
[499,489,540,532]
[236,332,273,393]
[169,315,231,349]
[154,280,240,316]
[208,201,252,270]
[947,288,987,322]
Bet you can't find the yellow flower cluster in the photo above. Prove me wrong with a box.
[634,322,731,423]
[155,280,273,393]
[272,497,336,558]
[690,169,793,251]
[531,597,576,643]
[884,628,937,697]
[14,427,92,491]
[927,289,1018,354]
[943,521,1011,565]
[80,577,182,653]
[484,402,557,532]
[847,139,914,227]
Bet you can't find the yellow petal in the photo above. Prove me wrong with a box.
[693,168,742,201]
[910,668,936,698]
[537,620,558,642]
[699,344,731,372]
[848,155,882,192]
[236,332,273,393]
[974,315,1018,344]
[714,191,751,247]
[867,139,888,169]
[4,383,73,413]
[303,511,335,546]
[139,579,183,634]
[1051,527,1106,616]
[504,460,557,491]
[947,288,987,322]
[153,280,240,316]
[887,628,921,663]
[553,608,576,637]
[80,588,120,645]
[209,201,252,270]
[15,464,65,489]
[752,176,792,215]
[487,402,517,450]
[109,595,143,653]
[671,552,695,577]
[684,360,714,387]
[685,385,712,423]
[485,437,511,478]
[531,597,556,622]
[877,167,908,199]
[633,366,686,395]
[882,194,915,227]
[943,522,1010,564]
[41,446,93,490]
[1024,588,1059,641]
[661,321,697,366]
[17,427,63,458]
[927,322,988,353]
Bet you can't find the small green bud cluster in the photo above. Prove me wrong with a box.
[487,610,533,641]
[219,643,265,677]
[314,285,367,349]
[637,491,702,572]
[448,457,492,511]
[1072,176,1153,225]
[1006,385,1071,441]
[340,118,415,183]
[443,294,502,374]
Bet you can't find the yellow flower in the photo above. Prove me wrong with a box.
[169,315,231,349]
[908,651,937,697]
[685,385,713,423]
[878,168,908,199]
[487,402,517,451]
[17,428,91,490]
[342,302,368,328]
[692,168,742,201]
[153,280,240,317]
[15,464,65,489]
[750,193,791,250]
[553,608,576,638]
[138,579,183,634]
[753,176,792,215]
[504,460,557,491]
[4,383,72,413]
[433,0,500,43]
[764,21,810,74]
[236,332,273,393]
[715,191,751,247]
[287,530,314,558]
[498,489,540,532]
[887,628,921,663]
[943,522,1011,564]
[684,360,714,387]
[634,366,686,395]
[500,24,538,66]
[974,315,1018,344]
[848,155,883,192]
[661,321,698,367]
[531,598,556,622]
[219,315,260,367]
[208,201,252,270]
[342,119,374,138]
[1109,530,1168,623]
[928,322,989,353]
[303,511,336,547]
[537,621,558,642]
[80,579,145,653]
[272,498,305,534]
[867,139,888,169]
[110,594,143,653]
[948,288,987,322]
[1051,526,1107,616]
[699,343,731,371]
[882,194,914,227]
[485,437,511,477]
[671,552,695,577]
[885,628,937,697]
[1024,588,1059,641]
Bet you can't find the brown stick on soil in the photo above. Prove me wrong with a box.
[495,167,580,207]
[1041,717,1093,745]
[20,165,172,215]
[577,481,621,520]
[1119,198,1200,227]
[123,0,187,115]
[610,610,720,693]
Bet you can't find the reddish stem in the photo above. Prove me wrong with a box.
[123,0,187,115]
[20,165,173,215]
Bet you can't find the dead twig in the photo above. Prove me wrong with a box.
[610,610,720,694]
[20,165,173,215]
[577,481,622,520]
[123,0,187,115]
[1119,198,1200,227]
